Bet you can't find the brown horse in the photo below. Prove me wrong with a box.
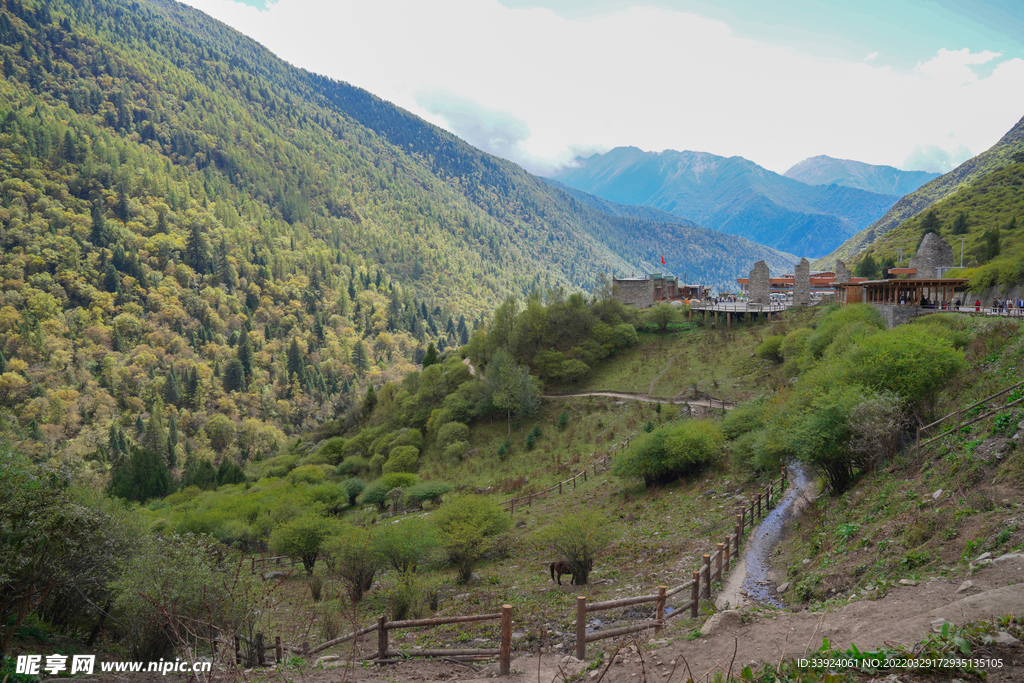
[549,561,575,586]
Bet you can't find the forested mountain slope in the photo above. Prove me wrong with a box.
[0,0,794,480]
[549,147,901,257]
[816,113,1024,270]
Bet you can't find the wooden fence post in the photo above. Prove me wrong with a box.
[510,499,515,513]
[655,586,666,633]
[692,573,700,618]
[275,636,282,664]
[735,515,742,552]
[500,604,512,676]
[715,544,723,582]
[691,570,699,618]
[757,493,762,519]
[724,536,730,573]
[234,635,241,666]
[701,555,711,599]
[377,616,388,662]
[584,469,587,482]
[251,557,256,574]
[576,596,587,660]
[255,632,266,667]
[559,482,562,495]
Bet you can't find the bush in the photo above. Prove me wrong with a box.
[317,437,348,465]
[382,445,419,474]
[754,335,784,362]
[557,410,569,430]
[380,472,418,490]
[432,496,512,583]
[386,571,438,621]
[322,525,379,603]
[436,422,470,450]
[405,481,452,507]
[268,515,339,574]
[839,325,964,409]
[336,455,369,477]
[538,510,615,585]
[289,464,327,485]
[360,482,390,511]
[443,440,470,461]
[643,303,680,332]
[112,534,260,660]
[340,478,366,506]
[613,420,723,486]
[373,518,437,573]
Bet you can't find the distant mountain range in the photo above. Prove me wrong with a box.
[816,114,1024,269]
[549,148,901,258]
[784,156,940,196]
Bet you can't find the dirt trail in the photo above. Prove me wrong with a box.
[542,391,732,410]
[347,554,1024,683]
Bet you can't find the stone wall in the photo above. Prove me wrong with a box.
[748,261,770,304]
[793,258,811,305]
[613,278,655,308]
[834,260,852,284]
[909,233,954,278]
[874,303,921,329]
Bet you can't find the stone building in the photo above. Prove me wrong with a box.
[834,260,852,284]
[612,273,683,309]
[908,233,955,278]
[748,261,771,304]
[793,258,811,305]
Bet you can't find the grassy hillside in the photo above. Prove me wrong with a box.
[841,161,1024,286]
[816,113,1024,270]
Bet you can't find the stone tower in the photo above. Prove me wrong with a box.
[908,233,954,278]
[793,258,811,305]
[834,259,852,284]
[748,261,770,304]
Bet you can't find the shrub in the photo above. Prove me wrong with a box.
[360,482,389,511]
[336,456,369,477]
[289,464,327,485]
[643,303,680,332]
[436,422,470,450]
[373,518,437,573]
[405,481,453,507]
[538,510,615,585]
[613,420,723,486]
[432,496,512,583]
[317,437,348,465]
[112,534,260,660]
[443,440,470,461]
[754,335,784,362]
[386,571,438,621]
[268,515,339,574]
[340,478,366,506]
[557,410,569,430]
[382,445,419,474]
[559,358,590,383]
[322,525,379,603]
[380,472,418,490]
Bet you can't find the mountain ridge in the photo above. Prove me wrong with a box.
[783,155,940,196]
[550,147,901,258]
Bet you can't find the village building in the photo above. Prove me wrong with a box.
[833,233,968,327]
[612,274,708,309]
[736,259,867,301]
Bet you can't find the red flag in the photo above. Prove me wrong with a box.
[661,255,665,265]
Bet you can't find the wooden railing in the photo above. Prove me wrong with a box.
[917,378,1024,456]
[251,555,303,574]
[572,468,788,659]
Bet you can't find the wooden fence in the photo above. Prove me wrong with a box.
[917,378,1024,457]
[572,468,788,659]
[251,555,303,574]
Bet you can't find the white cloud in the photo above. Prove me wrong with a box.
[181,0,1024,175]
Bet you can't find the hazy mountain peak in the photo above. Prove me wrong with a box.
[784,155,941,196]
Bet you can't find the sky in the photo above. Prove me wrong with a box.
[178,0,1024,177]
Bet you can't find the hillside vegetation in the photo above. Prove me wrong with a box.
[0,0,799,482]
[817,113,1024,269]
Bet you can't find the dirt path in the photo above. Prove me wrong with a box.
[341,553,1024,683]
[542,391,733,410]
[648,353,681,396]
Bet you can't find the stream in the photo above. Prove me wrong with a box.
[740,463,814,607]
